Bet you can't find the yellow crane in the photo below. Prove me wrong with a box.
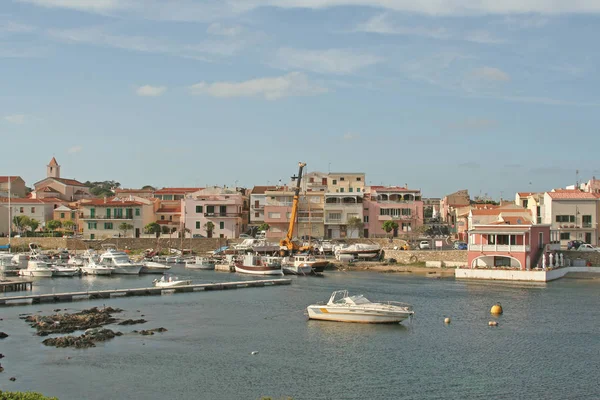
[279,162,312,255]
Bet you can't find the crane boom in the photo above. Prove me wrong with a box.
[279,162,306,252]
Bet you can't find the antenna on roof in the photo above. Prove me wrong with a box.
[576,169,580,190]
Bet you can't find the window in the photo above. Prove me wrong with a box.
[255,212,260,217]
[196,221,200,229]
[357,177,362,181]
[196,205,203,213]
[357,188,361,192]
[322,178,327,185]
[328,212,342,221]
[583,215,592,228]
[135,208,140,216]
[104,222,113,230]
[309,177,314,183]
[340,177,345,181]
[163,195,173,201]
[206,205,215,214]
[268,212,281,219]
[332,180,337,185]
[488,235,495,244]
[88,222,97,230]
[340,188,345,193]
[71,212,75,219]
[106,209,111,218]
[31,207,35,213]
[364,216,369,223]
[556,215,575,223]
[349,188,353,192]
[219,222,224,229]
[20,207,24,213]
[522,200,529,208]
[161,216,165,220]
[60,213,65,218]
[401,208,412,216]
[560,232,570,240]
[494,257,511,267]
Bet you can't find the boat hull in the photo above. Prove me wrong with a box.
[112,266,143,275]
[140,262,171,274]
[283,265,313,275]
[185,263,215,270]
[153,280,192,288]
[18,269,53,278]
[234,265,283,276]
[306,306,412,324]
[82,267,112,276]
[52,269,80,277]
[309,261,329,273]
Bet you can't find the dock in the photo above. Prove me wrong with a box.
[0,278,291,306]
[0,279,33,293]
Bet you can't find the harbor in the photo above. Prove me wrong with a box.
[0,279,33,293]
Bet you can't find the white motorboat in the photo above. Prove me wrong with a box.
[50,265,80,277]
[152,276,192,288]
[81,263,113,276]
[282,254,329,275]
[335,243,382,260]
[93,245,143,275]
[67,255,85,267]
[0,253,19,274]
[307,290,414,324]
[234,254,283,276]
[10,253,29,269]
[165,256,184,264]
[185,257,216,270]
[18,254,54,278]
[141,261,172,274]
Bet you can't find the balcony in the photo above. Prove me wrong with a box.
[325,218,343,224]
[378,215,413,221]
[252,205,265,210]
[80,215,133,220]
[468,244,530,253]
[204,212,241,218]
[298,217,324,223]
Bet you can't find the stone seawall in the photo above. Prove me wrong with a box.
[381,249,467,265]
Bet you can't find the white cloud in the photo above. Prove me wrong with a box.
[471,67,511,82]
[188,72,327,100]
[136,85,167,97]
[207,23,243,37]
[343,132,361,140]
[68,145,83,154]
[274,48,382,75]
[47,26,246,60]
[0,20,36,34]
[3,114,26,124]
[464,30,504,44]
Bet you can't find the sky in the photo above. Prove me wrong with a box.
[1,1,600,199]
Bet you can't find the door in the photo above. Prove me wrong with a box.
[585,232,592,244]
[135,228,140,238]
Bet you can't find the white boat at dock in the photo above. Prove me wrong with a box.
[152,276,192,288]
[18,254,54,278]
[0,253,19,274]
[282,254,329,275]
[185,257,216,270]
[141,261,172,274]
[81,263,114,276]
[50,265,80,277]
[90,245,143,275]
[307,290,414,324]
[335,243,382,260]
[234,254,284,276]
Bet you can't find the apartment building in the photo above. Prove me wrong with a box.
[363,186,424,238]
[182,187,244,238]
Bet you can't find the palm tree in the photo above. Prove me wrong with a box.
[204,221,215,238]
[382,220,399,238]
[119,222,134,238]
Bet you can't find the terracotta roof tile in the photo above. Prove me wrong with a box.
[155,187,203,194]
[251,186,278,195]
[48,157,59,167]
[0,176,22,183]
[547,191,597,200]
[0,197,44,204]
[53,177,86,186]
[156,206,181,213]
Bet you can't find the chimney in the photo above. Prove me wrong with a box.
[103,196,107,204]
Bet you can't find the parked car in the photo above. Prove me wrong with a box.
[453,241,468,250]
[567,240,585,250]
[419,240,431,250]
[576,244,600,252]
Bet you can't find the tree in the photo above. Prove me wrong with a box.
[27,218,40,233]
[145,222,161,238]
[382,220,399,238]
[258,223,270,232]
[84,180,121,198]
[12,215,31,235]
[204,221,215,238]
[141,185,156,191]
[161,225,171,235]
[346,216,364,238]
[46,220,62,231]
[63,220,76,232]
[119,222,134,238]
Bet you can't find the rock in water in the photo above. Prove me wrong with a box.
[0,332,8,339]
[117,319,147,326]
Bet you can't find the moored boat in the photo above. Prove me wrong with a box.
[81,263,113,276]
[234,254,284,276]
[282,254,328,275]
[185,257,216,270]
[335,243,382,260]
[94,245,143,275]
[50,265,80,277]
[141,261,172,274]
[153,276,192,288]
[307,290,414,324]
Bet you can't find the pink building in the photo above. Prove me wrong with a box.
[468,212,551,270]
[363,186,423,238]
[182,187,244,238]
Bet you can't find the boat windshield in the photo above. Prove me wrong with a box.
[345,295,371,305]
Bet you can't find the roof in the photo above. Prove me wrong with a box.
[154,187,203,195]
[517,192,536,197]
[0,176,22,183]
[39,186,59,193]
[115,188,154,194]
[250,186,278,195]
[0,197,45,204]
[471,208,531,216]
[54,177,86,186]
[490,216,532,225]
[80,198,145,207]
[373,187,420,193]
[48,157,59,167]
[54,205,74,212]
[547,191,598,200]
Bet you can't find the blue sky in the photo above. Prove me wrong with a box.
[1,1,600,199]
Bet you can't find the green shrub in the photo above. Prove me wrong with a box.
[0,391,58,400]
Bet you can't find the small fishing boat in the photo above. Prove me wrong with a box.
[152,276,192,288]
[81,263,113,276]
[50,265,80,277]
[307,290,414,324]
[335,243,382,260]
[185,257,216,270]
[234,254,283,276]
[140,261,172,274]
[282,254,328,275]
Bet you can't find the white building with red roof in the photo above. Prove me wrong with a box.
[542,189,599,246]
[33,157,92,201]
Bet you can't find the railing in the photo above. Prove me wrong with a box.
[298,217,324,222]
[468,244,530,252]
[378,215,413,220]
[376,200,415,204]
[582,223,592,228]
[325,219,343,224]
[204,212,241,218]
[252,205,265,210]
[80,215,134,220]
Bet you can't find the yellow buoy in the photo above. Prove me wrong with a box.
[444,317,451,324]
[490,303,503,315]
[488,321,499,327]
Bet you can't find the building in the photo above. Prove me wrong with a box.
[541,190,598,246]
[363,186,424,238]
[326,172,365,193]
[422,197,441,219]
[0,198,60,235]
[249,186,277,226]
[53,205,79,233]
[263,188,324,239]
[515,192,543,224]
[0,176,26,198]
[78,196,156,239]
[153,187,202,233]
[467,209,550,270]
[115,188,156,199]
[440,189,470,224]
[182,187,244,238]
[33,158,92,201]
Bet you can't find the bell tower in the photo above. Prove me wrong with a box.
[47,157,60,178]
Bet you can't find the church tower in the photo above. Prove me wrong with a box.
[47,157,60,179]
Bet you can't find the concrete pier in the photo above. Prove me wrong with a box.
[0,279,33,293]
[0,278,291,306]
